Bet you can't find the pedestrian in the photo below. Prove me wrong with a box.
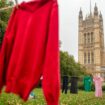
[62,75,69,94]
[93,75,103,97]
[83,75,92,91]
[70,76,78,94]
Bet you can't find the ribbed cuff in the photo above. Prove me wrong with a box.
[47,101,59,105]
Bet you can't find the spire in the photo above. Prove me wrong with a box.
[99,11,103,21]
[90,0,92,16]
[79,7,83,19]
[79,7,82,14]
[94,3,98,16]
[95,3,97,7]
[94,3,98,11]
[99,12,102,17]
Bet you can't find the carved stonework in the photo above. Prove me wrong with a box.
[78,4,105,74]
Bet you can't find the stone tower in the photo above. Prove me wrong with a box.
[78,3,105,73]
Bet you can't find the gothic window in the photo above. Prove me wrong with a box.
[84,33,86,44]
[91,52,94,64]
[91,32,93,43]
[88,52,90,64]
[87,33,90,43]
[84,52,86,64]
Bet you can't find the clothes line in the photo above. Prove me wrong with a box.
[0,0,24,11]
[0,6,14,12]
[0,0,18,11]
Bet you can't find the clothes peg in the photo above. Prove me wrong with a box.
[15,0,18,9]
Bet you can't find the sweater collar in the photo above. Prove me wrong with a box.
[19,0,42,12]
[18,0,52,12]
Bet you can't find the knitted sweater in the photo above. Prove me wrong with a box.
[0,0,60,105]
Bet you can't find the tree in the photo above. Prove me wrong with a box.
[60,51,86,77]
[0,0,14,44]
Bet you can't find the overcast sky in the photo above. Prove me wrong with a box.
[16,0,105,61]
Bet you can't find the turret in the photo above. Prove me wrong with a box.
[94,3,98,16]
[99,12,103,21]
[79,8,83,21]
[99,12,103,29]
[79,8,83,26]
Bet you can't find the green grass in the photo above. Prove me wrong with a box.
[0,88,105,105]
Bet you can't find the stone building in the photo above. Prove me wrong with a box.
[78,3,105,76]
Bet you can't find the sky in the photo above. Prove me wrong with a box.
[15,0,105,61]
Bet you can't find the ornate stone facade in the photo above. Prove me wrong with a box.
[78,4,105,74]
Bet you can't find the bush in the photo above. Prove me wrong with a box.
[91,82,95,91]
[102,83,105,91]
[78,81,95,91]
[78,81,84,90]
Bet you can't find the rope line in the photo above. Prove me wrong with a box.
[0,6,14,11]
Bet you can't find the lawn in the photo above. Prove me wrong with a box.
[0,88,105,105]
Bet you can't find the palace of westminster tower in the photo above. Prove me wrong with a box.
[78,3,105,74]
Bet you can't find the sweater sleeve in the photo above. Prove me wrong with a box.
[0,7,17,90]
[42,2,60,105]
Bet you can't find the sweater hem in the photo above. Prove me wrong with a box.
[5,81,33,101]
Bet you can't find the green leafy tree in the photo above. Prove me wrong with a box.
[0,0,14,44]
[60,51,86,77]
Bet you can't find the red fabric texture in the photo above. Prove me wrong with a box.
[0,0,60,104]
